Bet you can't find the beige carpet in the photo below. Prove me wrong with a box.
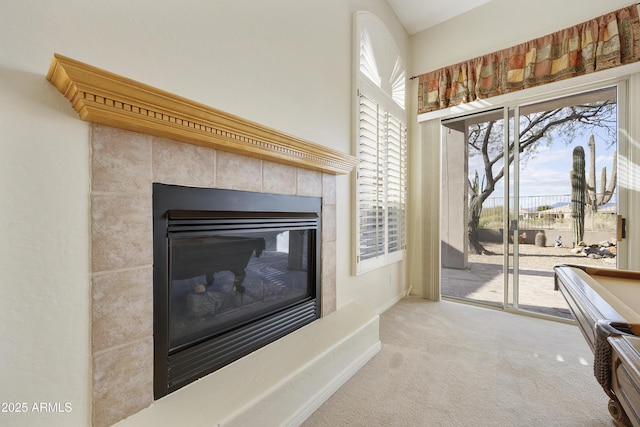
[302,297,615,427]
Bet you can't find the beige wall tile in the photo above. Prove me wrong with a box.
[322,174,337,204]
[91,194,152,273]
[92,267,153,353]
[322,204,336,242]
[263,161,296,195]
[216,151,262,191]
[296,168,322,197]
[91,125,152,194]
[152,136,216,188]
[321,240,337,316]
[92,338,153,427]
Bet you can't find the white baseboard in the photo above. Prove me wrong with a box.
[375,292,406,315]
[286,340,381,426]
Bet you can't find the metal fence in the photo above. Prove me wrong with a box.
[479,194,617,231]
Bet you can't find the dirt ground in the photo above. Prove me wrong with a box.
[443,241,617,319]
[468,241,617,271]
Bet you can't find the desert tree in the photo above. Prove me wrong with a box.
[467,99,616,254]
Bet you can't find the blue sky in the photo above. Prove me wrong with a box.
[469,133,617,202]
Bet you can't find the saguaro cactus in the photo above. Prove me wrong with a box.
[468,171,485,253]
[571,146,586,246]
[586,134,617,213]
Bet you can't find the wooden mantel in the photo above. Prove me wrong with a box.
[46,54,358,175]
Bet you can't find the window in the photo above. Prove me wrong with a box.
[355,12,407,274]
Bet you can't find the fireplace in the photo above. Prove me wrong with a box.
[153,183,322,398]
[46,54,360,426]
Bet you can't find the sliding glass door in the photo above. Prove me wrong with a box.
[441,86,624,319]
[441,108,506,309]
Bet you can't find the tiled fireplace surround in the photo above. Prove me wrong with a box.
[90,124,338,426]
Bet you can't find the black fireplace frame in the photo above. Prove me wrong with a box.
[153,183,322,399]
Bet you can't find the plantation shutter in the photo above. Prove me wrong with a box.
[386,113,406,254]
[355,11,407,274]
[357,92,407,270]
[358,93,385,261]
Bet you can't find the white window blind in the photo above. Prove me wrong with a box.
[355,11,407,274]
[386,112,407,254]
[357,92,407,272]
[358,94,385,262]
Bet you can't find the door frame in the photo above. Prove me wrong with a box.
[438,81,631,318]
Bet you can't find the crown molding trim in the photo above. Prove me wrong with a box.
[46,54,358,175]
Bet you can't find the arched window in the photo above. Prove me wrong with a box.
[358,12,405,109]
[355,11,407,274]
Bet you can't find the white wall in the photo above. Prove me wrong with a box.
[0,1,408,425]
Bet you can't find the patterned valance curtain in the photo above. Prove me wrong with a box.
[417,4,640,114]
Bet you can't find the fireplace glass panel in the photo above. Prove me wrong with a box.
[169,229,312,351]
[153,183,321,397]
